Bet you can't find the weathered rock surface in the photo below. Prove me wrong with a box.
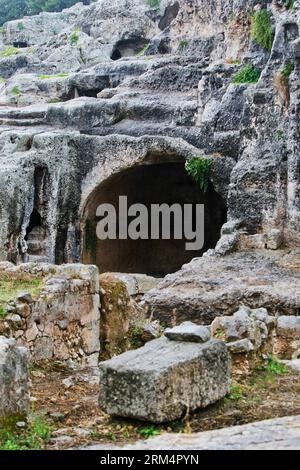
[143,251,300,325]
[83,415,300,450]
[99,335,230,422]
[165,321,211,343]
[0,336,29,422]
[0,0,298,275]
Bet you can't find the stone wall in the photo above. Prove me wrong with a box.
[0,262,100,365]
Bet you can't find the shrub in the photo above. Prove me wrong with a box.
[10,85,21,96]
[185,157,212,193]
[0,46,21,58]
[69,28,80,46]
[178,39,189,52]
[251,9,274,52]
[148,0,160,7]
[284,0,295,9]
[281,61,294,78]
[232,64,261,84]
[17,22,25,31]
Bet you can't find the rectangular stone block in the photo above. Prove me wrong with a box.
[0,336,29,422]
[99,337,231,423]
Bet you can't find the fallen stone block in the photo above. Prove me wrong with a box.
[165,321,211,343]
[0,336,29,423]
[99,334,230,423]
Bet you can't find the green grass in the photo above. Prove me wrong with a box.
[275,129,284,141]
[17,22,25,31]
[39,73,69,79]
[251,9,274,52]
[0,273,42,318]
[10,85,21,96]
[185,157,212,193]
[0,46,21,58]
[148,0,160,7]
[135,44,150,57]
[69,27,81,46]
[281,61,294,78]
[0,413,52,450]
[232,64,261,84]
[226,384,244,400]
[139,426,161,439]
[178,39,189,52]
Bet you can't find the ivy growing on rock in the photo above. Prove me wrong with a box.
[185,157,212,193]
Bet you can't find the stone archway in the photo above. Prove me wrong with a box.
[81,160,227,276]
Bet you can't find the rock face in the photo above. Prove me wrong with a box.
[0,0,298,278]
[0,336,29,422]
[99,333,230,422]
[0,262,100,365]
[143,250,300,325]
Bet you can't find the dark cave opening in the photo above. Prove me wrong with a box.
[13,41,28,48]
[110,38,149,61]
[82,162,227,276]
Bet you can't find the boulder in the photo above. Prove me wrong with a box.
[99,335,230,423]
[274,316,300,359]
[0,336,29,423]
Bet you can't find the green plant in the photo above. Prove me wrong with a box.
[10,85,21,96]
[17,22,25,31]
[0,46,21,58]
[69,27,80,46]
[39,73,69,79]
[227,384,243,400]
[0,76,6,85]
[275,129,284,141]
[148,0,160,8]
[139,426,161,439]
[281,61,294,78]
[232,64,261,84]
[178,39,189,52]
[251,9,274,52]
[0,413,52,450]
[0,305,7,318]
[284,0,295,9]
[0,273,42,317]
[185,157,212,193]
[135,44,150,57]
[265,356,287,376]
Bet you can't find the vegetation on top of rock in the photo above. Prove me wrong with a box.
[0,0,94,26]
[147,0,160,8]
[284,0,295,9]
[69,27,80,46]
[251,9,274,52]
[281,61,294,78]
[39,73,69,79]
[0,272,42,318]
[0,46,21,58]
[185,157,212,193]
[232,64,261,84]
[178,39,189,52]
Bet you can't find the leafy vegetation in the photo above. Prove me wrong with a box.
[17,21,25,30]
[69,27,80,46]
[185,157,212,193]
[0,413,52,450]
[139,426,161,439]
[284,0,295,9]
[251,9,274,52]
[10,85,22,96]
[281,61,294,78]
[256,355,287,377]
[148,0,160,8]
[0,1,94,26]
[275,129,284,141]
[39,73,69,79]
[0,46,21,58]
[178,39,189,52]
[232,64,261,84]
[135,44,150,57]
[0,273,42,318]
[0,76,6,84]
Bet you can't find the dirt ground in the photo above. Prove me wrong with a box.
[28,360,300,450]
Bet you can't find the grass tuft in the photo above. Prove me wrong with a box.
[251,9,274,52]
[232,64,260,84]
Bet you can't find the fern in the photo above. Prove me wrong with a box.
[185,157,212,193]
